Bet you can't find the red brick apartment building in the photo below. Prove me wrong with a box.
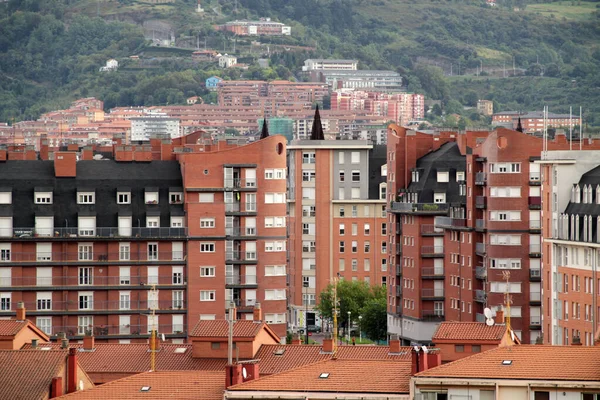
[0,132,289,342]
[385,125,600,345]
[492,111,581,133]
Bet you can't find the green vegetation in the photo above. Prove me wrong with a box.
[525,1,599,21]
[316,280,387,342]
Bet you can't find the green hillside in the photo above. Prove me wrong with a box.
[1,0,599,129]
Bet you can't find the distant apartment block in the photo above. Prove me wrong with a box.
[477,100,494,116]
[216,18,291,36]
[331,90,424,125]
[218,54,237,69]
[130,114,180,142]
[302,59,358,72]
[217,80,329,108]
[310,70,403,91]
[492,111,581,133]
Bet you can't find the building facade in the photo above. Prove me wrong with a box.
[130,115,180,142]
[302,59,358,72]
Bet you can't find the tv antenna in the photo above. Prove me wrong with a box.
[149,284,159,371]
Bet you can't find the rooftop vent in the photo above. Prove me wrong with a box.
[502,360,512,365]
[319,373,330,379]
[273,349,285,356]
[140,386,151,392]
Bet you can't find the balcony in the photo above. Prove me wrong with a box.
[225,274,258,288]
[225,202,257,215]
[475,219,486,232]
[395,305,402,316]
[4,227,187,240]
[396,285,402,297]
[529,173,541,186]
[529,220,541,233]
[396,265,402,276]
[422,267,445,279]
[475,196,487,209]
[475,172,487,185]
[475,266,487,280]
[530,291,541,305]
[529,244,542,258]
[530,316,541,329]
[225,251,258,264]
[421,288,444,299]
[389,202,449,215]
[224,178,258,190]
[0,275,186,290]
[421,224,445,236]
[0,300,187,316]
[396,223,402,235]
[475,242,486,255]
[230,298,257,312]
[434,217,467,230]
[396,244,402,256]
[422,310,445,321]
[529,268,541,281]
[0,251,185,266]
[225,227,257,238]
[421,246,444,258]
[528,196,542,210]
[49,323,187,338]
[475,290,486,303]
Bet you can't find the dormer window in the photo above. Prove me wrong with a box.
[77,192,95,205]
[437,171,449,183]
[456,171,465,182]
[35,190,53,204]
[117,192,131,205]
[0,190,11,205]
[411,170,419,183]
[169,192,183,204]
[145,189,159,204]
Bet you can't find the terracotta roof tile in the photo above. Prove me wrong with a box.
[229,359,411,394]
[21,343,230,373]
[255,344,412,375]
[416,345,600,381]
[56,371,225,400]
[432,322,506,342]
[0,349,67,399]
[190,320,264,338]
[0,320,28,336]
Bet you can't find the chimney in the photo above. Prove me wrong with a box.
[389,335,401,353]
[149,331,159,352]
[495,310,504,324]
[290,334,302,345]
[253,302,262,322]
[240,362,259,382]
[225,364,243,388]
[418,349,429,372]
[51,377,63,398]
[229,306,237,321]
[16,302,25,321]
[572,335,583,346]
[61,338,69,349]
[31,339,38,349]
[411,348,419,376]
[83,332,95,351]
[426,351,441,370]
[54,152,77,178]
[322,334,334,353]
[67,347,78,393]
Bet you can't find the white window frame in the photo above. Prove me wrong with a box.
[169,192,183,204]
[200,266,215,277]
[35,192,52,204]
[145,191,159,204]
[77,192,95,204]
[200,290,216,301]
[37,292,52,310]
[200,218,215,228]
[117,192,131,204]
[200,243,215,253]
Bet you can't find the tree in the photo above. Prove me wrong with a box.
[359,297,387,342]
[413,65,449,101]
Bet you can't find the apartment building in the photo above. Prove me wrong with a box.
[331,90,424,125]
[302,59,358,72]
[178,135,288,338]
[313,70,403,91]
[217,80,329,109]
[287,111,387,329]
[539,150,600,346]
[130,114,180,142]
[492,111,581,133]
[216,19,291,36]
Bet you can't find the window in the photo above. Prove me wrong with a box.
[199,193,214,203]
[351,171,361,182]
[36,292,52,310]
[79,267,93,285]
[200,218,215,228]
[172,315,184,333]
[117,192,130,204]
[35,217,53,237]
[119,243,130,261]
[302,152,316,164]
[148,243,158,260]
[339,171,345,182]
[379,183,387,200]
[339,241,345,253]
[35,192,52,204]
[339,207,345,217]
[490,259,522,269]
[78,216,96,236]
[119,292,130,310]
[77,192,95,204]
[265,313,286,324]
[302,171,316,182]
[490,282,522,293]
[245,193,257,212]
[382,242,387,253]
[490,234,521,245]
[200,290,216,301]
[172,266,183,284]
[265,193,286,203]
[303,258,316,270]
[170,216,184,228]
[434,192,446,203]
[264,289,286,300]
[0,244,10,262]
[351,259,358,271]
[200,243,215,252]
[265,241,286,252]
[0,292,10,310]
[472,345,481,353]
[456,171,465,181]
[490,211,521,221]
[455,345,464,353]
[200,267,215,277]
[351,188,360,199]
[302,206,316,217]
[120,267,130,285]
[0,192,11,205]
[265,265,286,276]
[437,171,449,182]
[302,223,315,235]
[36,317,51,335]
[302,241,316,252]
[339,224,345,235]
[490,186,521,198]
[352,206,358,217]
[364,224,370,235]
[78,316,93,335]
[170,192,183,204]
[173,290,184,308]
[351,152,360,164]
[339,152,345,164]
[364,241,370,253]
[351,241,358,253]
[78,292,93,310]
[0,268,10,286]
[36,267,51,286]
[301,188,315,200]
[351,223,358,236]
[382,223,387,235]
[147,266,158,285]
[144,191,159,204]
[146,217,160,228]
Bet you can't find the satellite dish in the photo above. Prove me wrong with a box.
[421,346,429,353]
[242,367,248,379]
[486,318,495,326]
[483,308,493,319]
[79,380,84,391]
[510,330,515,341]
[161,333,166,342]
[413,345,420,352]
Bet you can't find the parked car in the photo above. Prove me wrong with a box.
[297,325,321,334]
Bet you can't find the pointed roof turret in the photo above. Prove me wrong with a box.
[516,117,523,133]
[310,105,325,140]
[260,117,269,139]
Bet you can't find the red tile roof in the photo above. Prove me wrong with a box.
[0,320,28,336]
[190,320,279,341]
[254,344,412,375]
[229,359,411,394]
[0,349,67,399]
[416,345,600,381]
[21,343,230,373]
[56,371,225,400]
[432,322,506,342]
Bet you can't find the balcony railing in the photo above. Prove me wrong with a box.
[389,202,449,214]
[475,290,486,303]
[229,298,257,309]
[530,220,541,229]
[530,291,541,302]
[225,251,258,262]
[396,285,402,296]
[476,242,486,254]
[476,219,486,230]
[0,251,184,264]
[421,288,444,298]
[48,323,187,337]
[396,265,402,276]
[435,217,466,229]
[225,274,257,286]
[0,300,187,313]
[0,275,185,288]
[529,244,541,255]
[225,227,257,237]
[224,178,257,189]
[422,267,444,278]
[421,224,444,235]
[422,310,445,320]
[529,173,541,184]
[421,246,444,256]
[475,266,487,280]
[225,202,257,213]
[528,196,542,209]
[0,227,187,239]
[475,196,487,209]
[475,172,487,185]
[530,316,541,326]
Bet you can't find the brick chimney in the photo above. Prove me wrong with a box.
[495,310,504,324]
[411,348,419,375]
[83,332,95,351]
[228,306,237,321]
[240,362,259,382]
[322,334,334,353]
[225,364,243,387]
[16,301,25,321]
[61,338,69,349]
[411,348,441,375]
[67,347,78,393]
[51,377,63,398]
[290,334,302,345]
[389,335,401,353]
[54,152,77,178]
[253,302,262,322]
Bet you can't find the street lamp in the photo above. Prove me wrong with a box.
[358,315,363,343]
[303,280,309,344]
[347,311,351,344]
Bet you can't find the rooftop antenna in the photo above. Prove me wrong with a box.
[580,106,583,151]
[227,302,236,366]
[149,284,159,372]
[569,106,573,151]
[502,271,513,333]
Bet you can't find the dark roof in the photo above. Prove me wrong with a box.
[563,165,600,241]
[260,118,269,139]
[310,105,325,140]
[368,144,387,200]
